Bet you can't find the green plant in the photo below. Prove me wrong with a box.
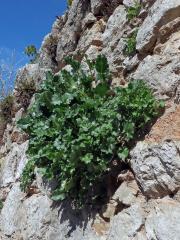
[124,29,138,56]
[67,0,73,7]
[18,55,163,206]
[126,1,141,20]
[24,45,39,64]
[0,200,3,211]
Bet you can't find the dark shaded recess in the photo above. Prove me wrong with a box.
[93,0,123,19]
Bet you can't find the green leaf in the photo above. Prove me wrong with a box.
[118,148,129,161]
[52,94,62,105]
[123,122,135,140]
[64,56,80,72]
[126,1,141,20]
[81,153,93,164]
[37,167,47,175]
[19,54,162,208]
[94,83,109,97]
[51,193,66,201]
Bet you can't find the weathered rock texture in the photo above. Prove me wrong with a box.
[0,0,180,239]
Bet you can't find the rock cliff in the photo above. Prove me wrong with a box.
[0,0,180,239]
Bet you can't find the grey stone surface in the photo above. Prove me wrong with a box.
[145,199,180,240]
[102,5,127,76]
[132,54,180,98]
[76,19,105,54]
[136,0,180,53]
[130,141,180,198]
[56,0,91,66]
[102,5,126,47]
[112,181,139,206]
[15,63,47,89]
[0,141,29,187]
[21,194,53,240]
[0,186,100,240]
[123,0,140,7]
[0,183,25,236]
[82,12,97,30]
[133,30,180,98]
[108,204,145,240]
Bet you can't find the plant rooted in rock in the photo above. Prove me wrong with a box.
[0,200,3,211]
[67,0,73,7]
[126,1,141,21]
[19,55,163,206]
[124,29,138,56]
[24,45,39,64]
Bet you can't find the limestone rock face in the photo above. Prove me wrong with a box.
[107,204,145,240]
[76,19,105,54]
[130,141,180,198]
[133,31,180,98]
[102,5,127,78]
[0,141,28,187]
[15,63,47,89]
[56,0,91,66]
[145,199,180,240]
[0,183,24,236]
[136,0,180,54]
[1,0,180,239]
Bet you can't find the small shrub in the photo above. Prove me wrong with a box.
[67,0,73,7]
[18,55,163,206]
[126,1,141,20]
[16,81,36,109]
[124,29,138,56]
[0,94,14,122]
[24,45,39,64]
[0,200,3,211]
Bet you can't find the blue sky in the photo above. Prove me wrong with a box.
[0,0,67,68]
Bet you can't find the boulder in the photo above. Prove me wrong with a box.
[145,199,180,240]
[82,12,97,30]
[108,204,145,240]
[112,181,140,206]
[132,54,180,98]
[130,140,180,198]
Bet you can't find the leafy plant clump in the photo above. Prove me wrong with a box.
[19,55,163,206]
[24,45,39,64]
[124,29,138,56]
[126,1,141,20]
